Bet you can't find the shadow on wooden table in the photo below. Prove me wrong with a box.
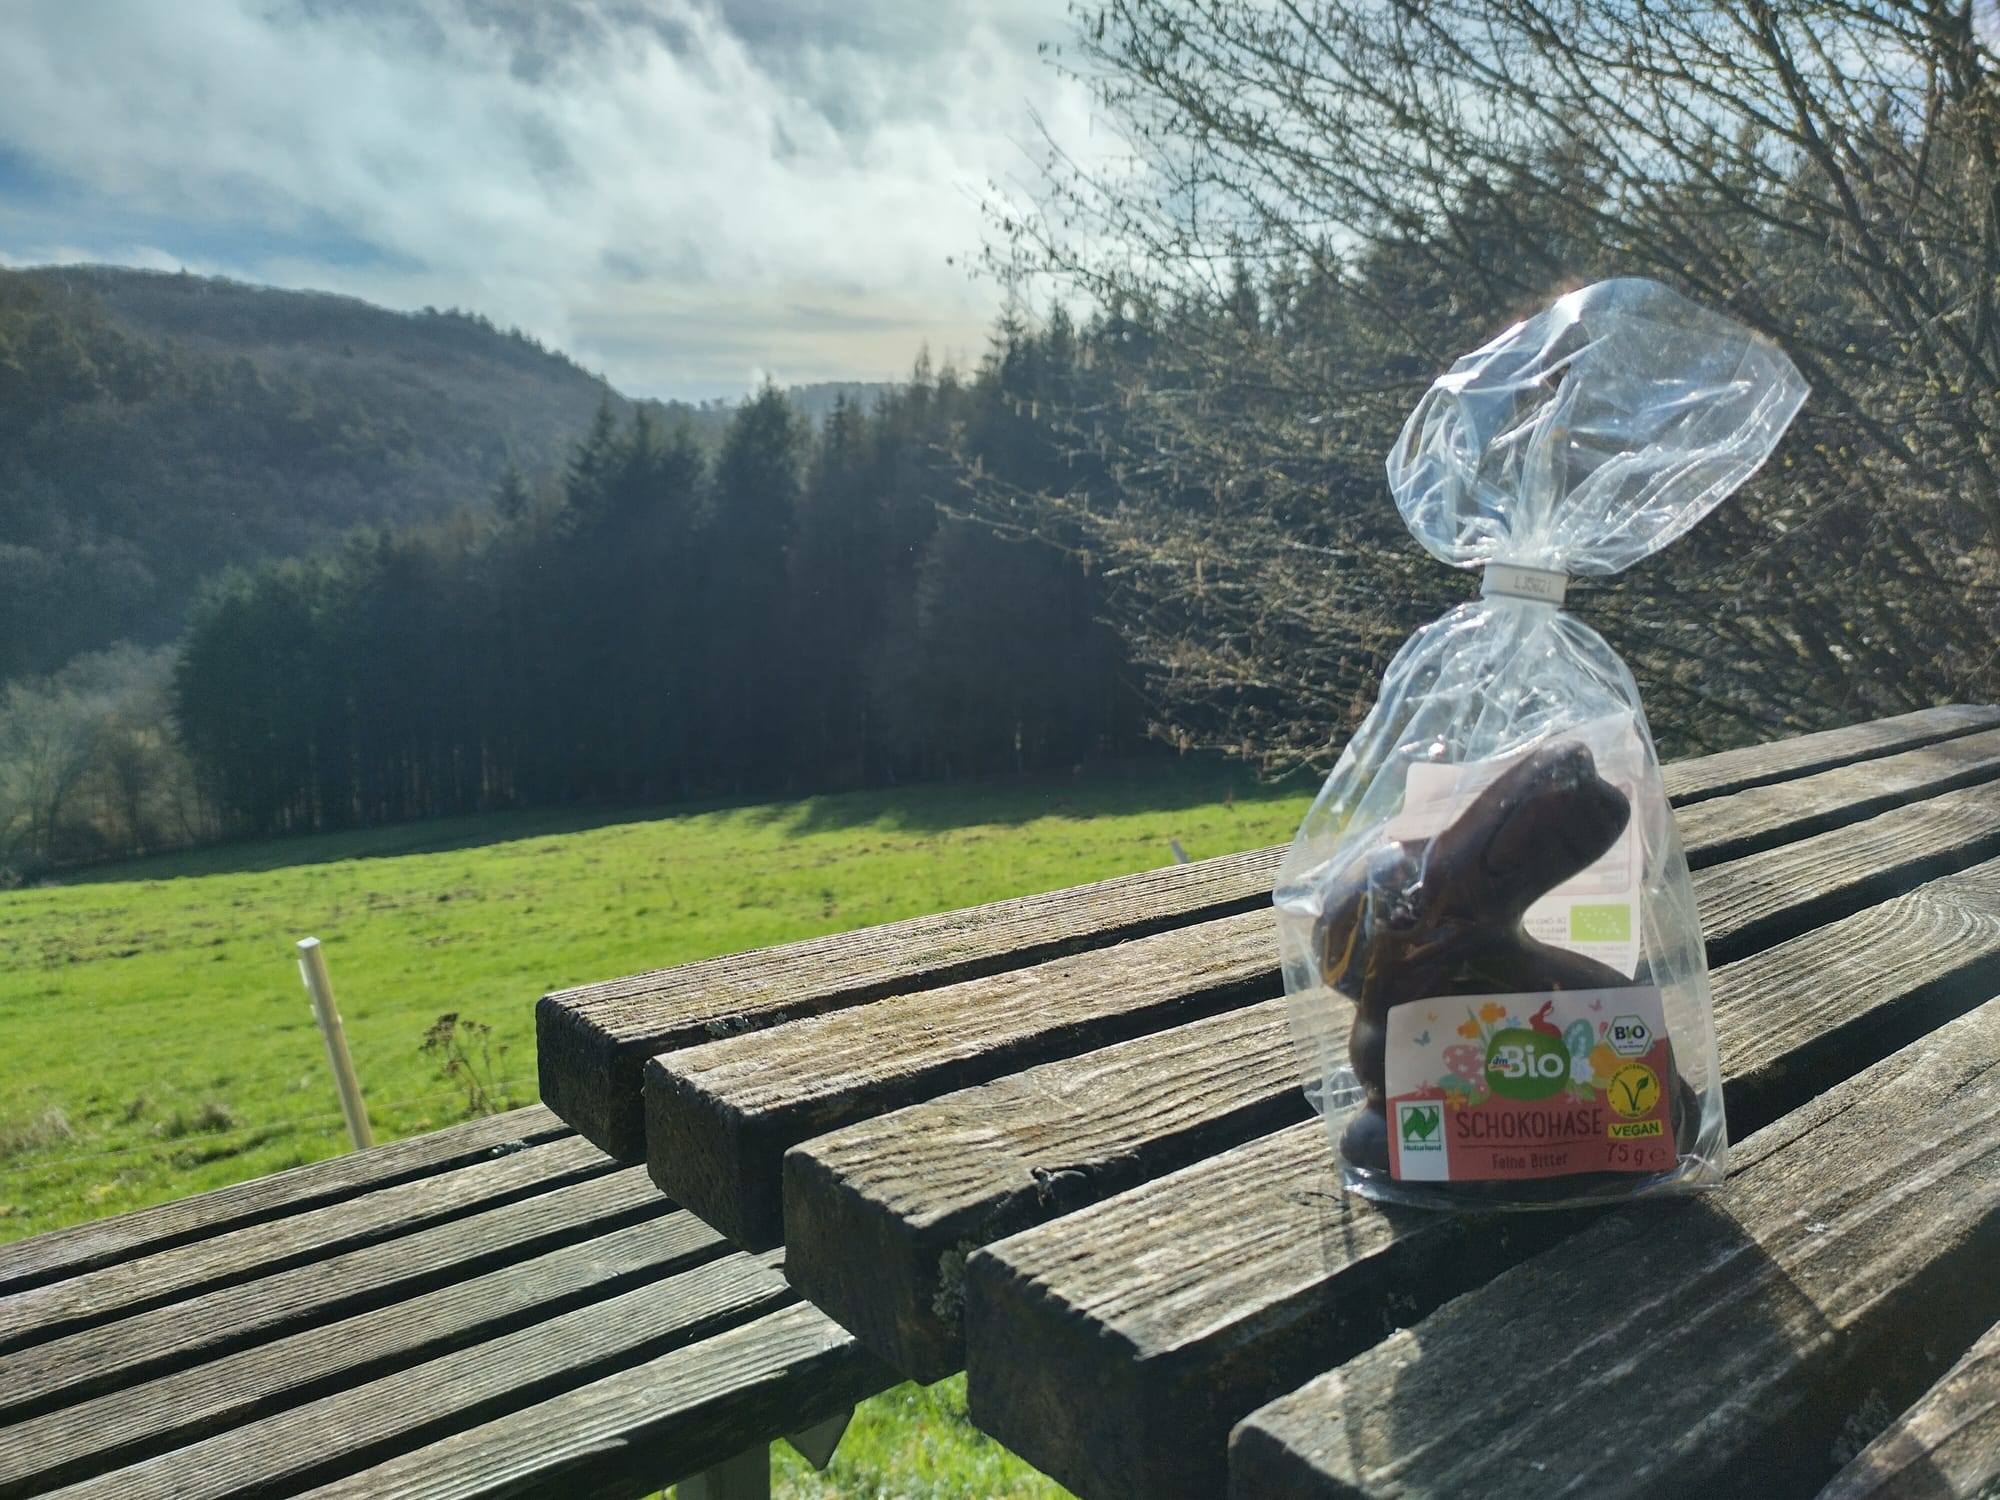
[1270,1110,1998,1496]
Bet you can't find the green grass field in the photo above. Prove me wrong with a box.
[0,756,1314,1499]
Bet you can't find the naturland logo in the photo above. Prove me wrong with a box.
[1398,1102,1443,1151]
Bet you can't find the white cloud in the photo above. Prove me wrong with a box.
[0,0,1092,397]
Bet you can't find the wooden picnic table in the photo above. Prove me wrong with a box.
[541,703,2000,1500]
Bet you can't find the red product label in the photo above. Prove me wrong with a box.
[1382,988,1675,1182]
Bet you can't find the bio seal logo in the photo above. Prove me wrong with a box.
[1397,1102,1443,1152]
[1609,1015,1653,1057]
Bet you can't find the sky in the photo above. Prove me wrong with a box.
[0,0,1095,400]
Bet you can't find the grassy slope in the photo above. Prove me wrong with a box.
[0,758,1314,1500]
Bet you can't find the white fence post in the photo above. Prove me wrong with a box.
[677,1446,769,1500]
[297,936,375,1151]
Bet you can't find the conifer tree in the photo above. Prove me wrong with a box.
[700,385,804,790]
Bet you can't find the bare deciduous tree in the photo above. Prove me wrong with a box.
[984,0,2000,765]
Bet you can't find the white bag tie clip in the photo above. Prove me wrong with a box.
[1481,563,1569,606]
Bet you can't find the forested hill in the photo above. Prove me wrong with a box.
[0,265,622,682]
[25,263,616,402]
[0,265,888,684]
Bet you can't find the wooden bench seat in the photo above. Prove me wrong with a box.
[0,1107,574,1297]
[0,1108,892,1499]
[291,1302,879,1500]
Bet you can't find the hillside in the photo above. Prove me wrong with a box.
[0,266,893,684]
[0,266,619,682]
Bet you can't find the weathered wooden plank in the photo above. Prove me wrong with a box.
[1816,1316,2000,1500]
[548,707,2000,1163]
[648,911,1282,1250]
[1697,785,2000,965]
[0,1213,708,1492]
[1657,703,2000,805]
[783,781,2000,1380]
[785,995,1308,1382]
[1675,724,2000,869]
[0,1133,612,1357]
[288,1301,894,1500]
[1226,997,2000,1500]
[1711,856,2000,1132]
[666,764,2000,1254]
[0,1106,568,1298]
[960,855,2000,1500]
[541,846,1285,1161]
[41,1249,802,1500]
[0,1209,721,1498]
[0,1167,666,1423]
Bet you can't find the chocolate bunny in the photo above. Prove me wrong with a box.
[1316,740,1694,1178]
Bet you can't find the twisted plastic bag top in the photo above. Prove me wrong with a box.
[1387,278,1808,577]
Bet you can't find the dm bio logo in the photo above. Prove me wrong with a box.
[1398,1102,1443,1152]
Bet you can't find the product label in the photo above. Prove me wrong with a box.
[1386,716,1647,978]
[1384,986,1676,1181]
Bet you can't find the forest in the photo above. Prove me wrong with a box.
[3,0,1996,880]
[169,333,1137,841]
[0,264,883,689]
[0,307,1142,871]
[0,270,919,874]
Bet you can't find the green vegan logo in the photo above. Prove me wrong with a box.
[1399,1103,1443,1150]
[1608,1062,1662,1120]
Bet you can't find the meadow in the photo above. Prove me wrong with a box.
[0,757,1315,1499]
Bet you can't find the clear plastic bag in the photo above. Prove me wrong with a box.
[1275,278,1807,1209]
